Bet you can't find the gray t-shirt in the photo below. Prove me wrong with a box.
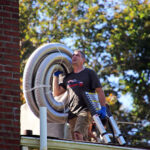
[60,68,101,119]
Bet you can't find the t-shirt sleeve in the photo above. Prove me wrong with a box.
[59,75,67,89]
[59,83,66,89]
[89,69,102,89]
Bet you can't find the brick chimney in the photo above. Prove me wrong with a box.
[0,0,20,150]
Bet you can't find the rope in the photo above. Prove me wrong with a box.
[56,47,64,65]
[25,83,67,122]
[24,85,51,92]
[56,47,72,70]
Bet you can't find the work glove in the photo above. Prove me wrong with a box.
[97,106,107,119]
[54,71,63,77]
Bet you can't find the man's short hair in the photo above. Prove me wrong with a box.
[74,49,85,58]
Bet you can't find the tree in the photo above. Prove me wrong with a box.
[19,0,150,147]
[107,0,150,147]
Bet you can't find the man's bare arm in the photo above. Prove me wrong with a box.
[95,87,106,106]
[53,76,66,96]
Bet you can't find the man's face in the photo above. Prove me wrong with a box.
[72,51,85,65]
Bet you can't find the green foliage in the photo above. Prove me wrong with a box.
[107,0,150,147]
[107,0,150,121]
[20,0,150,147]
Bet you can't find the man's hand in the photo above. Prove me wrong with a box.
[54,71,63,77]
[97,106,106,119]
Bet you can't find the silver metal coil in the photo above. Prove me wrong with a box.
[23,43,73,123]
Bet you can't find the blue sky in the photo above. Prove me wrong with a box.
[33,0,135,112]
[107,74,133,111]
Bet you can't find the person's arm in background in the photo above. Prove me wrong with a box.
[53,71,66,96]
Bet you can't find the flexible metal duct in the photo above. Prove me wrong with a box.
[23,43,73,123]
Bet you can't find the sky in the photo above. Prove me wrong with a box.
[32,0,134,112]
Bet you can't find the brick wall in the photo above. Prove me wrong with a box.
[0,0,20,150]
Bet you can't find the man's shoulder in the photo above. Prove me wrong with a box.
[64,72,74,78]
[84,68,98,78]
[85,68,95,73]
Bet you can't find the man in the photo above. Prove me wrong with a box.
[53,50,106,141]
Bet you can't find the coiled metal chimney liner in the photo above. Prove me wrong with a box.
[23,43,73,123]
